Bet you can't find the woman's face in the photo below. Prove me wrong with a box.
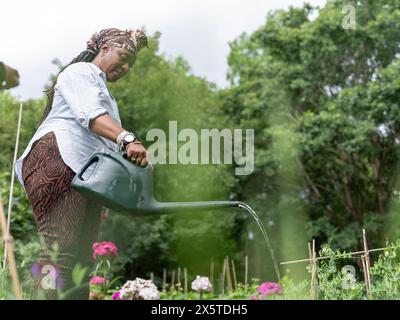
[99,45,136,82]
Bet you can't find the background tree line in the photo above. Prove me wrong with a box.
[1,0,400,284]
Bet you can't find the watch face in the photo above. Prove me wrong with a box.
[124,134,135,143]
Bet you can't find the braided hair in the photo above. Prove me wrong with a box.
[37,49,97,128]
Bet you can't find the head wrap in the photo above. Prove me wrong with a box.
[86,28,148,56]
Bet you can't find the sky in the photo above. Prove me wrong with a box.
[1,0,326,101]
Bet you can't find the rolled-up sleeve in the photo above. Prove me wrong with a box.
[56,64,111,130]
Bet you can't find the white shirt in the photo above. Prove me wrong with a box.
[14,62,122,193]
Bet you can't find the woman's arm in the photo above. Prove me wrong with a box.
[90,114,150,167]
[89,113,124,142]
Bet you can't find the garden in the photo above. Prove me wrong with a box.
[2,0,400,300]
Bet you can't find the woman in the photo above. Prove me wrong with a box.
[14,28,150,299]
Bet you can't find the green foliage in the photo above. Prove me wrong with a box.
[222,0,400,260]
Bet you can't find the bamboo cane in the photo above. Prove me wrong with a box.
[231,259,237,290]
[244,255,248,288]
[308,242,314,299]
[312,239,318,300]
[362,229,372,297]
[162,268,166,292]
[225,256,233,293]
[177,267,181,291]
[361,255,369,296]
[3,102,23,267]
[210,261,214,294]
[0,198,22,299]
[221,262,226,296]
[170,270,175,292]
[184,268,188,294]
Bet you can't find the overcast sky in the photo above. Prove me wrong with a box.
[1,0,326,101]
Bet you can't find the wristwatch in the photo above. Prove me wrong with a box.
[116,130,139,150]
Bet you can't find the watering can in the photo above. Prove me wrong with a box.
[71,148,242,216]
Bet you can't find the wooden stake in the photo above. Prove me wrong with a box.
[210,261,214,294]
[362,229,372,298]
[361,255,369,296]
[3,102,23,267]
[221,262,226,296]
[312,239,318,300]
[162,269,166,292]
[225,257,233,293]
[0,198,22,299]
[244,255,248,288]
[184,268,188,294]
[170,270,175,292]
[177,267,181,291]
[308,242,314,299]
[231,259,237,290]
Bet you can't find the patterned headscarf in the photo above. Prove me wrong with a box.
[86,28,148,56]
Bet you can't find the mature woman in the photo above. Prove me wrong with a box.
[14,28,150,299]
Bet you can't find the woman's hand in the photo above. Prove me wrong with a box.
[125,142,151,168]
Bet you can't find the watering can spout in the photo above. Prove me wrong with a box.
[153,200,242,214]
[71,148,244,216]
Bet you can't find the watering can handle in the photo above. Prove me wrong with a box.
[120,150,153,170]
[75,155,100,181]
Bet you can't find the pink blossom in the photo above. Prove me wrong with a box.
[250,296,259,300]
[89,276,105,286]
[258,282,282,298]
[112,291,121,300]
[92,242,118,260]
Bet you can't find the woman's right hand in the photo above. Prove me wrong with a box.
[125,142,151,168]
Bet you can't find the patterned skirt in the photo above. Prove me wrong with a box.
[22,131,102,299]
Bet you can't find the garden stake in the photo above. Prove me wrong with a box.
[0,198,22,299]
[162,268,166,292]
[221,265,226,296]
[3,102,23,267]
[225,257,233,293]
[312,239,318,300]
[362,229,372,297]
[210,261,214,294]
[170,270,175,292]
[308,242,314,299]
[361,255,369,296]
[177,267,181,291]
[244,255,248,288]
[231,259,237,290]
[184,268,188,294]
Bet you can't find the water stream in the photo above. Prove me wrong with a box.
[238,202,281,281]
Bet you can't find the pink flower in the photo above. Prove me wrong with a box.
[112,291,121,300]
[258,282,282,298]
[92,242,118,260]
[250,296,259,300]
[89,276,105,286]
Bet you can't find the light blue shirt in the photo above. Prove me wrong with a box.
[14,62,122,193]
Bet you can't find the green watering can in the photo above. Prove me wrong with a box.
[71,148,242,216]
